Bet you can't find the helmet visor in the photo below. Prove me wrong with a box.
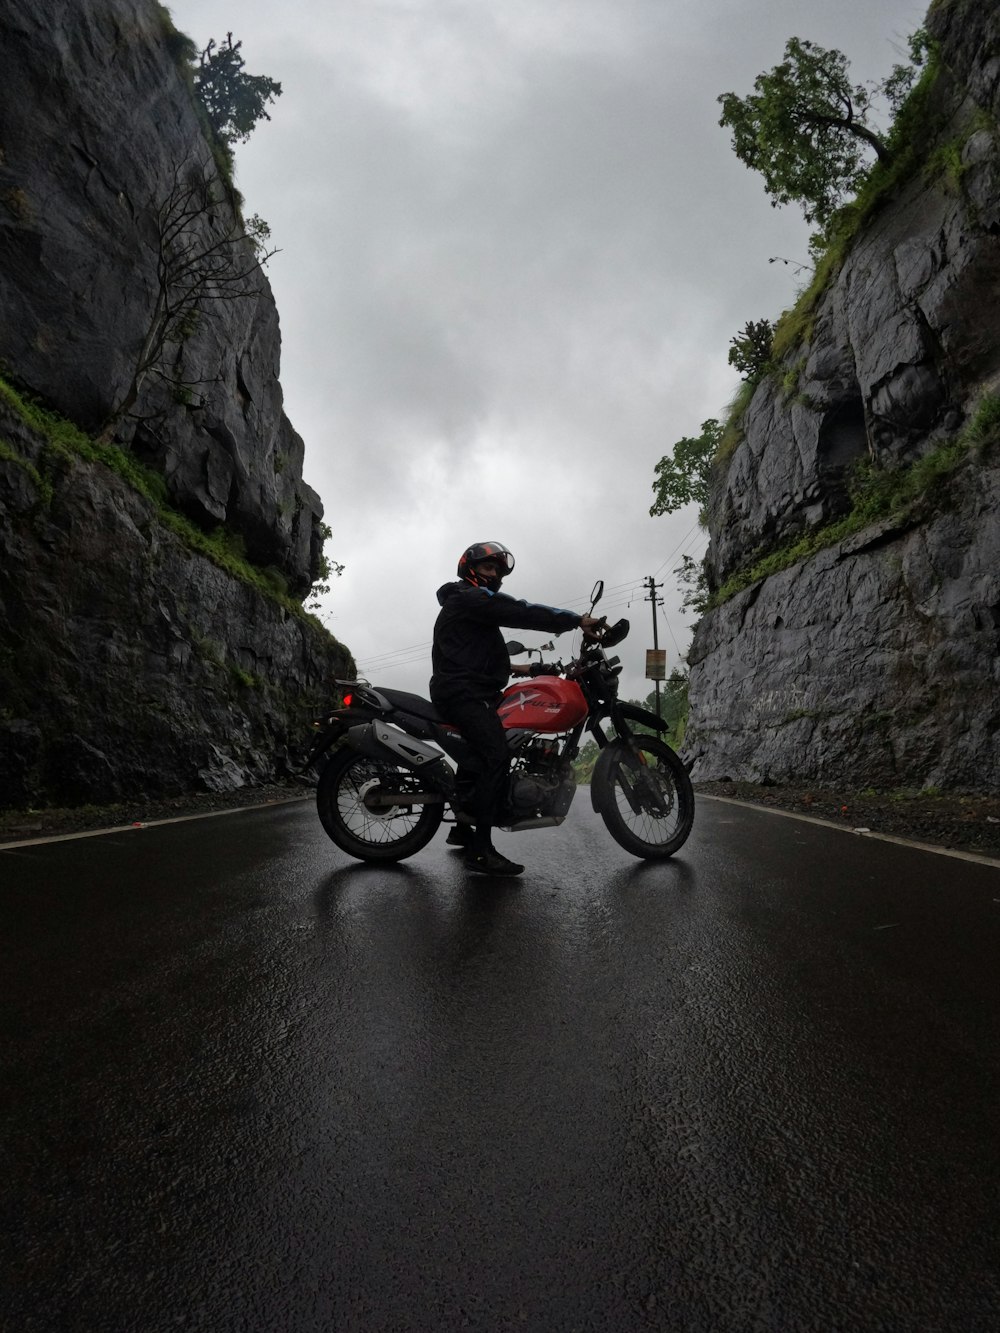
[468,542,515,574]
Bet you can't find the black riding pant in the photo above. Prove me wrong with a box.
[435,694,508,849]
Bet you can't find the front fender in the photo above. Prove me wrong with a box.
[614,703,668,733]
[590,741,627,813]
[588,705,668,806]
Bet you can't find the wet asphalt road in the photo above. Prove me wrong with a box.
[2,798,999,1332]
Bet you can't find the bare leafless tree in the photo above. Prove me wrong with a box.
[100,165,278,441]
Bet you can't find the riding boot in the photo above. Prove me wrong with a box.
[465,824,524,875]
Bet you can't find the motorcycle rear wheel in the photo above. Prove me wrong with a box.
[317,747,443,862]
[594,736,694,859]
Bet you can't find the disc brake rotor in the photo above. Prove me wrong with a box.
[357,775,402,820]
[619,756,674,819]
[640,767,675,817]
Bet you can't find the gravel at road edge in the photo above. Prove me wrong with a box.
[697,781,1000,860]
[0,782,315,844]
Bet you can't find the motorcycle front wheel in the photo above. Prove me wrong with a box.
[593,736,694,859]
[316,747,444,862]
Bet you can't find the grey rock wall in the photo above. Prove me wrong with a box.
[687,460,1000,787]
[687,0,1000,789]
[0,0,323,593]
[0,399,353,809]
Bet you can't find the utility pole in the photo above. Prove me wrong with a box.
[644,575,665,721]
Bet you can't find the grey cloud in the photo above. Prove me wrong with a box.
[169,0,925,697]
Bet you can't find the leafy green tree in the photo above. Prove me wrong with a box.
[674,553,709,617]
[718,37,896,229]
[194,33,282,149]
[572,738,600,784]
[882,29,932,116]
[728,319,774,386]
[650,418,720,518]
[641,673,689,744]
[307,522,345,613]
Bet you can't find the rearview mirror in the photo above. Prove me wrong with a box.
[590,580,604,607]
[505,640,526,655]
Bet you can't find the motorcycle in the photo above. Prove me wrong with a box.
[304,581,695,863]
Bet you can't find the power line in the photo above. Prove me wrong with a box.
[355,535,710,679]
[361,638,432,660]
[658,603,682,657]
[651,518,705,577]
[360,641,432,667]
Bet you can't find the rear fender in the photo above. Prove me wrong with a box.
[301,704,379,769]
[301,720,347,769]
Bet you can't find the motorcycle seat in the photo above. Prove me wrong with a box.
[379,688,445,724]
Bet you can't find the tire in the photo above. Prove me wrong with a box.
[316,746,444,862]
[593,736,694,859]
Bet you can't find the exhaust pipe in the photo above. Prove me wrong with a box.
[346,721,444,769]
[500,816,564,832]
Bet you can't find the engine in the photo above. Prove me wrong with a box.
[506,741,577,820]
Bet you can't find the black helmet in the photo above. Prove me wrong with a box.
[457,541,515,591]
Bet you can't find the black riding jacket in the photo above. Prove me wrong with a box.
[430,581,581,705]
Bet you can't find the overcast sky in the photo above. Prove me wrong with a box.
[167,0,924,701]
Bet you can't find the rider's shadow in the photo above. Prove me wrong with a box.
[311,856,521,925]
[309,863,534,1023]
[451,872,522,934]
[312,859,426,919]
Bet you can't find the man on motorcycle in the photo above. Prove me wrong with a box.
[431,541,604,876]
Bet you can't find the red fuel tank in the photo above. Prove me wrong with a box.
[497,675,589,732]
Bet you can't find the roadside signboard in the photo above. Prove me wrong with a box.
[645,649,666,681]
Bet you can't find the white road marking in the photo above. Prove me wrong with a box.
[0,795,310,852]
[700,793,1000,870]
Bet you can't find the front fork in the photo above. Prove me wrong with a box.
[614,747,670,817]
[587,716,670,818]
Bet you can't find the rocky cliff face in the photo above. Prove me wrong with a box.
[0,0,322,592]
[686,0,1000,789]
[0,397,353,808]
[0,0,355,808]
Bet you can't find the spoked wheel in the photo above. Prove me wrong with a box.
[316,747,443,862]
[593,735,694,859]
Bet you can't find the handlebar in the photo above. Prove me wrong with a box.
[511,616,629,680]
[581,615,607,642]
[522,624,627,679]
